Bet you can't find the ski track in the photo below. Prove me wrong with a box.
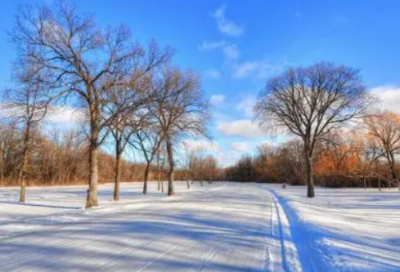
[271,185,400,272]
[0,182,300,272]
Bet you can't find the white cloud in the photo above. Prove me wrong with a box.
[222,44,239,60]
[212,5,244,37]
[236,95,257,117]
[203,69,221,79]
[198,41,226,51]
[217,119,265,139]
[198,40,239,62]
[46,106,86,126]
[210,94,225,105]
[370,86,400,113]
[232,61,284,79]
[231,142,250,152]
[181,139,220,153]
[0,104,84,127]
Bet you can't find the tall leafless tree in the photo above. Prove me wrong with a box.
[149,67,209,196]
[106,76,154,200]
[255,62,371,197]
[10,2,170,207]
[5,61,50,202]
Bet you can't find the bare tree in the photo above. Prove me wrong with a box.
[11,2,169,207]
[203,155,218,183]
[5,61,50,202]
[107,78,154,200]
[255,62,371,197]
[364,111,400,190]
[150,67,209,196]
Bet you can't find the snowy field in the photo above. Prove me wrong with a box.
[272,185,400,272]
[0,182,399,272]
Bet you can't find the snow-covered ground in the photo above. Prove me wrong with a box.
[0,182,398,272]
[271,185,400,272]
[0,182,300,272]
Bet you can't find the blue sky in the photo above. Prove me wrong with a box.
[1,0,400,165]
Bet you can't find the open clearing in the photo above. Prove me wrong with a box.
[0,182,399,272]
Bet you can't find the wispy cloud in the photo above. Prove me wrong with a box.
[181,139,220,153]
[222,44,239,60]
[212,5,244,37]
[217,119,264,139]
[231,142,250,152]
[46,106,86,125]
[232,60,286,79]
[236,95,257,117]
[203,69,222,79]
[210,94,225,105]
[198,41,226,51]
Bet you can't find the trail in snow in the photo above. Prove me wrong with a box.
[271,185,400,272]
[0,182,301,272]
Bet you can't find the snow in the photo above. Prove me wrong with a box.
[1,182,398,272]
[0,182,301,272]
[271,185,400,272]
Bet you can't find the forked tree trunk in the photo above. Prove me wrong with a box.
[166,136,174,196]
[86,117,100,208]
[113,147,122,201]
[305,148,315,198]
[143,163,151,194]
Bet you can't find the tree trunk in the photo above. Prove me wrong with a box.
[388,154,399,191]
[166,135,175,196]
[304,148,315,198]
[0,141,4,186]
[186,179,190,189]
[113,147,122,201]
[363,176,366,190]
[143,163,151,194]
[378,177,381,191]
[19,125,30,203]
[86,118,100,208]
